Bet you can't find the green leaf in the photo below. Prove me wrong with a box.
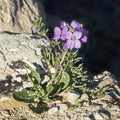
[42,96,53,104]
[46,85,54,95]
[13,90,35,103]
[25,64,41,85]
[59,71,70,90]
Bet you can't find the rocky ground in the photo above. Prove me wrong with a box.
[0,33,120,120]
[0,71,120,120]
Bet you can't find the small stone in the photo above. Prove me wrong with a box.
[22,82,33,88]
[58,103,68,113]
[41,75,50,84]
[83,101,89,106]
[98,109,111,120]
[93,111,104,120]
[92,94,114,104]
[14,77,22,83]
[65,90,80,104]
[83,116,92,120]
[35,48,41,56]
[87,105,100,111]
[48,107,58,114]
[80,93,89,101]
[98,78,114,88]
[100,112,110,119]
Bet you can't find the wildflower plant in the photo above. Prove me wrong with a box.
[13,18,88,113]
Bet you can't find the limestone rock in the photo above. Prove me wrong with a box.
[0,33,48,93]
[65,90,80,104]
[48,107,58,114]
[58,103,68,113]
[0,0,45,34]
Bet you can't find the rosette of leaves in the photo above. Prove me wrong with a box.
[13,63,71,105]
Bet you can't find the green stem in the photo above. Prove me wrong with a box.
[60,50,67,66]
[47,50,67,86]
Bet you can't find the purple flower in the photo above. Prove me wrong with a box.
[71,20,84,31]
[81,36,87,43]
[71,20,80,29]
[53,27,68,40]
[60,21,67,29]
[64,31,82,49]
[71,20,88,43]
[49,103,56,108]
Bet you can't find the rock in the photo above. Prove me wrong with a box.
[22,82,33,89]
[92,94,114,106]
[65,90,80,104]
[80,93,89,102]
[48,107,58,114]
[83,116,92,120]
[98,109,111,120]
[98,78,114,88]
[0,0,45,34]
[87,105,100,111]
[93,111,104,120]
[0,33,48,93]
[93,109,111,120]
[58,103,68,113]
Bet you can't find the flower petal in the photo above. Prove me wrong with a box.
[66,40,74,49]
[71,20,79,29]
[66,31,73,40]
[75,40,81,49]
[53,27,61,40]
[81,36,87,42]
[73,31,82,39]
[60,21,67,29]
[61,27,68,40]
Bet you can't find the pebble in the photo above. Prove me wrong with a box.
[22,81,33,88]
[48,107,58,115]
[83,116,92,120]
[14,77,22,83]
[86,105,100,111]
[58,103,68,113]
[65,90,80,104]
[98,78,114,88]
[80,93,89,102]
[93,111,104,120]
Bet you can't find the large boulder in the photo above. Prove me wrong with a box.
[0,0,45,34]
[0,33,48,87]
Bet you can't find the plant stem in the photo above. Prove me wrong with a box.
[60,50,67,66]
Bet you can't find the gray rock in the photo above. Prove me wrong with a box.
[0,33,48,94]
[58,103,68,113]
[0,0,45,33]
[80,93,89,102]
[65,90,80,104]
[48,107,58,114]
[93,111,104,120]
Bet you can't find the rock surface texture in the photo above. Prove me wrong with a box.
[0,33,48,93]
[0,0,45,33]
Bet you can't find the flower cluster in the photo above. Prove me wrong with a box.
[53,20,88,50]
